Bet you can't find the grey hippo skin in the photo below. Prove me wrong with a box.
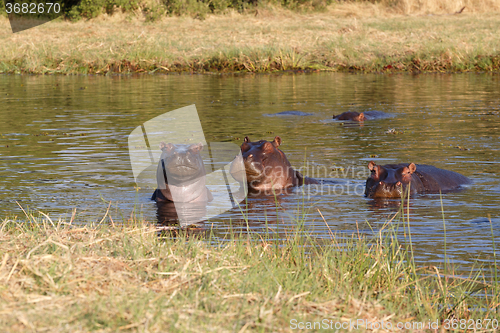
[152,142,213,203]
[230,136,319,195]
[365,161,471,198]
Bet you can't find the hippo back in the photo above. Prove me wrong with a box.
[414,164,471,193]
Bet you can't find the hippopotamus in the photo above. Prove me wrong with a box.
[333,111,365,122]
[230,136,318,195]
[155,200,209,228]
[151,142,213,203]
[365,161,471,198]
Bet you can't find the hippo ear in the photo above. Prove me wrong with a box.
[408,163,416,174]
[272,136,282,147]
[244,136,250,143]
[160,142,171,151]
[189,143,203,154]
[359,112,365,121]
[368,161,380,179]
[160,142,174,152]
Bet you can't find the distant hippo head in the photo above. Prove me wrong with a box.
[364,161,418,198]
[333,111,365,122]
[354,112,365,122]
[158,142,206,185]
[237,136,298,191]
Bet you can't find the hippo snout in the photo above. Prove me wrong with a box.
[365,180,403,198]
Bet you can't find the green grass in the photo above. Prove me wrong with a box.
[1,196,499,332]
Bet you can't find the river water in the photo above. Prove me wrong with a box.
[0,73,499,275]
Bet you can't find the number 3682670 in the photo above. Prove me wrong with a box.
[443,319,498,330]
[5,2,61,14]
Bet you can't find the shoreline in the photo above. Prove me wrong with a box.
[2,70,499,78]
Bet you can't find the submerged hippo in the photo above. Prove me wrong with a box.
[230,136,318,194]
[365,161,471,198]
[152,142,213,203]
[333,111,365,122]
[264,111,313,117]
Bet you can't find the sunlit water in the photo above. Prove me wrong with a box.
[0,73,499,275]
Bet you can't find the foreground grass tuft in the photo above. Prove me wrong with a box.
[1,205,499,332]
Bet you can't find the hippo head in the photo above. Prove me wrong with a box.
[238,136,294,189]
[355,112,366,122]
[158,142,205,185]
[364,161,417,198]
[333,111,365,122]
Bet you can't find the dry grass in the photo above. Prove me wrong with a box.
[376,0,500,15]
[0,217,403,332]
[330,0,500,17]
[1,206,499,332]
[1,2,500,74]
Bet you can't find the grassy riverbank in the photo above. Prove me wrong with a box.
[1,2,500,74]
[1,207,499,332]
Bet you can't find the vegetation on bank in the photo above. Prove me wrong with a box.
[1,1,500,74]
[1,8,500,74]
[1,201,499,332]
[1,0,499,19]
